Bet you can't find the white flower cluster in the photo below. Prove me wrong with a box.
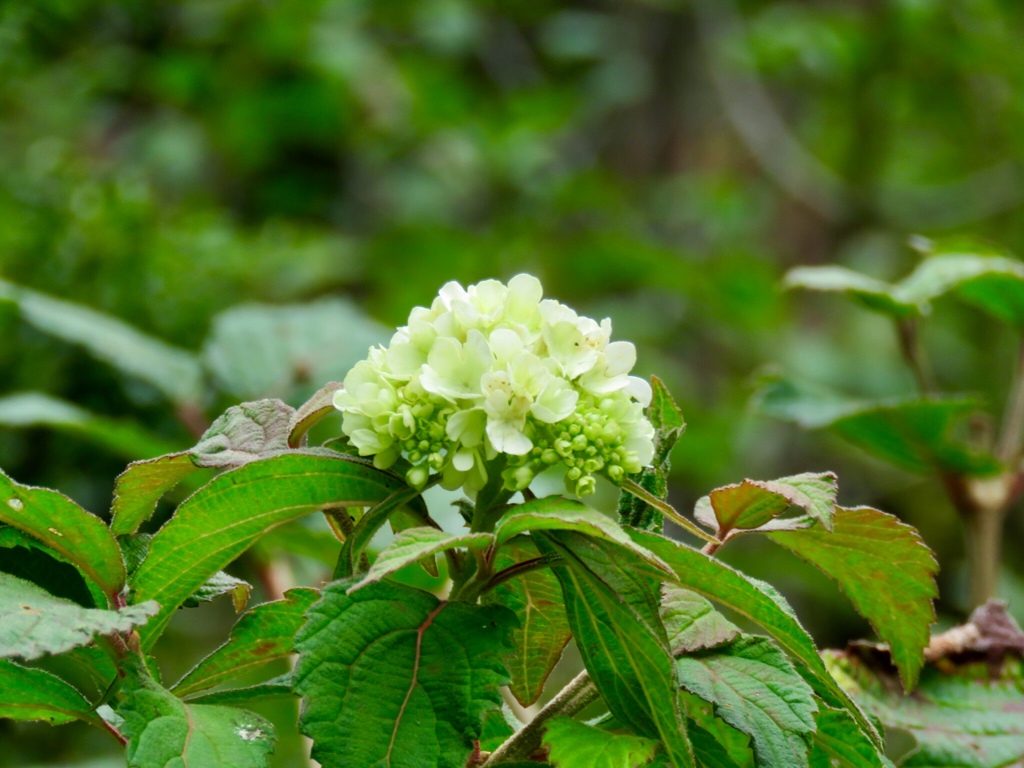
[334,274,655,496]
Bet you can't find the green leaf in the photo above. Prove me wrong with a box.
[828,400,999,476]
[648,375,686,449]
[680,691,755,768]
[111,453,205,537]
[0,524,101,607]
[808,708,890,768]
[349,528,494,592]
[0,573,157,661]
[294,578,516,768]
[661,585,739,655]
[335,482,430,578]
[478,707,518,753]
[191,399,295,469]
[120,656,276,768]
[0,468,126,599]
[784,265,919,318]
[694,472,838,539]
[0,392,179,459]
[626,529,881,748]
[181,673,295,706]
[112,399,301,537]
[494,496,669,573]
[767,506,937,691]
[121,534,252,612]
[0,279,203,404]
[675,635,817,768]
[202,299,387,401]
[544,717,659,768]
[536,531,695,768]
[755,379,999,476]
[173,588,319,698]
[182,569,252,612]
[827,651,1024,768]
[898,253,1024,325]
[0,659,96,725]
[130,452,407,649]
[482,536,572,707]
[288,381,344,448]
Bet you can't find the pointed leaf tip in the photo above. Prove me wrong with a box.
[768,506,938,691]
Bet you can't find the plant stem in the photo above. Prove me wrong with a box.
[895,318,935,396]
[945,474,1010,609]
[997,334,1024,464]
[700,539,722,557]
[965,498,1007,609]
[481,670,600,766]
[621,479,719,545]
[481,553,564,594]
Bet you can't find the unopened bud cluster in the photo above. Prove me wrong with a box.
[334,275,654,496]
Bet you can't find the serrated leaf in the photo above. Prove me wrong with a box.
[191,399,295,468]
[808,708,890,768]
[0,392,179,459]
[173,588,318,698]
[827,651,1024,768]
[202,299,387,401]
[784,265,919,317]
[121,656,276,768]
[482,536,572,707]
[898,253,1024,324]
[0,659,96,725]
[182,569,252,612]
[544,717,659,768]
[675,635,817,768]
[288,381,343,448]
[694,472,838,539]
[535,531,695,768]
[294,578,516,768]
[0,469,126,599]
[626,529,881,748]
[111,453,205,537]
[0,573,157,660]
[755,380,999,476]
[0,279,203,404]
[767,506,938,691]
[661,585,739,655]
[494,497,669,573]
[349,528,494,592]
[648,375,686,447]
[130,452,408,649]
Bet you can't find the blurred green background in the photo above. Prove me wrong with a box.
[3,0,1024,764]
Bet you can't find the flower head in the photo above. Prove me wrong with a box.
[333,274,655,496]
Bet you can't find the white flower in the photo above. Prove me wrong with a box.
[334,274,656,496]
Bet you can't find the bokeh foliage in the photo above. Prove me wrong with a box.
[4,0,1024,764]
